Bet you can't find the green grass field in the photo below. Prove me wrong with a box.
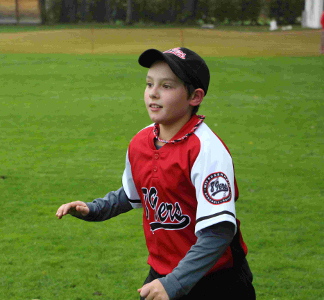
[0,26,323,300]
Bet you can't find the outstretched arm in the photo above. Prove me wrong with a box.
[55,187,134,221]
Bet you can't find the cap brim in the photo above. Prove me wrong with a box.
[138,49,166,68]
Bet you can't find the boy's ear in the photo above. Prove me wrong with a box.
[189,88,204,107]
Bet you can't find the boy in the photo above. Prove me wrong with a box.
[56,47,255,300]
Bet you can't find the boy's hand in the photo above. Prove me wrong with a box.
[56,201,89,219]
[138,279,169,300]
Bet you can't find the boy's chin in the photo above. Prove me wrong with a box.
[148,113,163,124]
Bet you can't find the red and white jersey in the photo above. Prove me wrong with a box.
[122,115,247,275]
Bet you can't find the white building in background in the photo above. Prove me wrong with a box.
[302,0,324,28]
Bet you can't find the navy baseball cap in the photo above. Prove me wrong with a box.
[138,47,210,96]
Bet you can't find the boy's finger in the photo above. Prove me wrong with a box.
[56,203,72,219]
[139,285,149,298]
[56,202,88,219]
[55,205,66,219]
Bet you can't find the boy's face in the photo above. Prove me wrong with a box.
[144,61,193,127]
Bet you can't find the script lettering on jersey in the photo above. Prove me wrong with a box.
[142,187,190,232]
[210,179,229,197]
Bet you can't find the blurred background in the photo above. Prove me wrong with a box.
[0,1,323,300]
[0,0,322,29]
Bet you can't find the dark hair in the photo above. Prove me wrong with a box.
[185,83,200,115]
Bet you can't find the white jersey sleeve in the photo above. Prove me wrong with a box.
[191,123,237,234]
[122,150,142,208]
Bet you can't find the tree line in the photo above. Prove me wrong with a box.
[38,0,305,26]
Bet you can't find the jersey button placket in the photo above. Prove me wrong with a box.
[152,152,159,177]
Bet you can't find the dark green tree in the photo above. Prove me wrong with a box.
[180,0,199,23]
[269,0,304,25]
[60,0,78,22]
[240,0,263,24]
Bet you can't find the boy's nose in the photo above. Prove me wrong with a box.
[149,90,159,99]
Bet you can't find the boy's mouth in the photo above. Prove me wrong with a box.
[149,104,163,108]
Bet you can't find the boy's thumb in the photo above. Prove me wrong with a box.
[76,205,89,216]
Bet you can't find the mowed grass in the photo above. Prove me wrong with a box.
[0,51,323,298]
[0,54,149,300]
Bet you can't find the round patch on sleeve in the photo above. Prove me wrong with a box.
[202,172,232,204]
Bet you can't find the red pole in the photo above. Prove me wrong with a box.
[180,30,184,47]
[91,28,95,54]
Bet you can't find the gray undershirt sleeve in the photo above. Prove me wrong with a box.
[75,187,133,222]
[73,186,234,300]
[158,222,235,300]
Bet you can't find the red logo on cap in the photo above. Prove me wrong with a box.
[163,48,186,59]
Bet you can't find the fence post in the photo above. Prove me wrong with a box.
[15,0,20,24]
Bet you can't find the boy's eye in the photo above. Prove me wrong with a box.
[146,82,153,87]
[163,84,172,89]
